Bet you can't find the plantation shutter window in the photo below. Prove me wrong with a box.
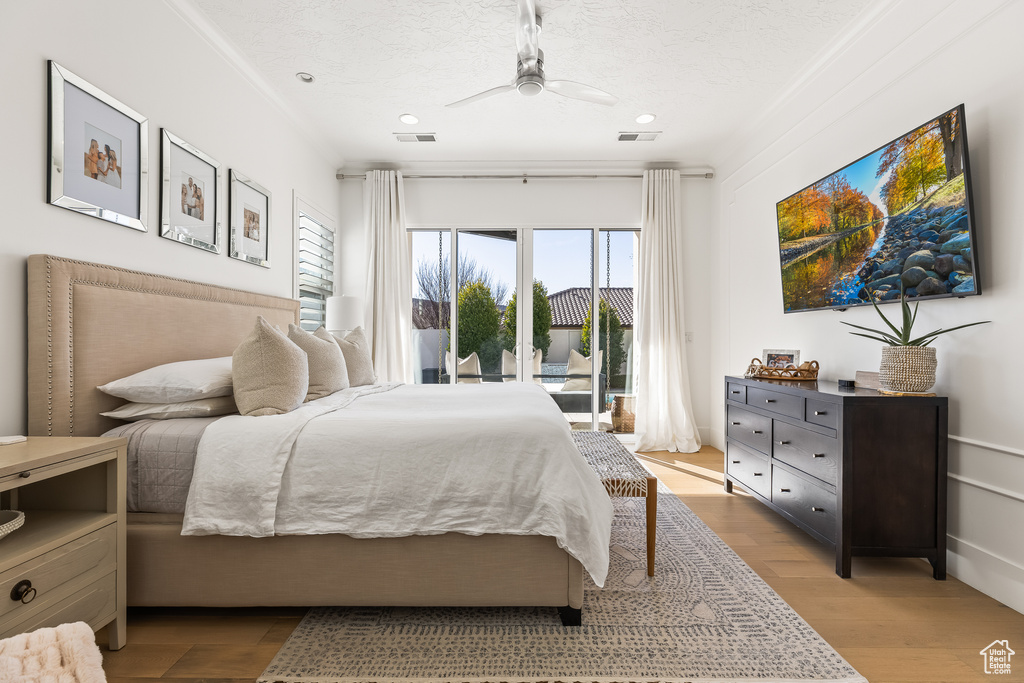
[298,211,334,331]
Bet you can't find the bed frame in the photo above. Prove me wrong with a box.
[26,255,584,624]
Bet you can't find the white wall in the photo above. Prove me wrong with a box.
[711,0,1024,612]
[0,0,340,435]
[336,175,715,442]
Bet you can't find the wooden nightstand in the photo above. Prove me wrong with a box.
[0,437,126,649]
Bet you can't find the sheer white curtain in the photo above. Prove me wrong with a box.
[364,170,413,383]
[634,169,702,453]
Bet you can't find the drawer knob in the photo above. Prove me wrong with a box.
[10,580,36,604]
[18,471,30,479]
[765,399,775,403]
[731,390,740,394]
[731,460,740,464]
[731,422,740,426]
[777,440,789,445]
[779,488,791,493]
[811,506,825,513]
[753,472,764,476]
[812,453,826,458]
[752,430,763,434]
[814,410,827,416]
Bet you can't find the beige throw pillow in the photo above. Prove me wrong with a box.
[328,327,376,387]
[445,351,482,384]
[289,325,349,401]
[562,348,602,391]
[232,316,309,416]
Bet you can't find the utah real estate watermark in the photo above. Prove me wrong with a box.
[980,640,1014,675]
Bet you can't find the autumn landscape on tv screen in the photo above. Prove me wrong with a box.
[777,106,976,312]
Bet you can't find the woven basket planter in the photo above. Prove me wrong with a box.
[879,346,937,393]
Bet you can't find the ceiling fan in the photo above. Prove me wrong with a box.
[446,0,618,108]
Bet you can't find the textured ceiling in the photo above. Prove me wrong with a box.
[189,0,876,167]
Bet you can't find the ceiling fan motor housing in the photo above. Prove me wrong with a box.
[516,49,545,95]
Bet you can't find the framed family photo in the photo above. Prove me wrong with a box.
[48,61,148,231]
[229,170,271,267]
[762,348,801,369]
[160,130,222,253]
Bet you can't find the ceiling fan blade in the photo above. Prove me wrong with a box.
[545,79,619,106]
[445,83,516,108]
[515,0,540,71]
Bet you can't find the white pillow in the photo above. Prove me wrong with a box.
[98,357,233,404]
[502,348,543,384]
[562,349,602,391]
[101,396,238,421]
[445,351,481,384]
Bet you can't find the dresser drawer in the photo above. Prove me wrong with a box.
[726,382,747,403]
[727,406,771,455]
[806,398,838,430]
[0,573,115,641]
[772,467,836,542]
[747,386,804,420]
[773,422,839,486]
[726,443,770,499]
[0,524,116,623]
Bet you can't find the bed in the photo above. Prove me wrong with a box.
[26,254,608,625]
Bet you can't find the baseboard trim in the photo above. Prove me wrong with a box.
[947,534,1024,615]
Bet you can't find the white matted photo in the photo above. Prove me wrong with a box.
[49,61,148,231]
[762,349,800,369]
[229,170,271,267]
[160,130,221,253]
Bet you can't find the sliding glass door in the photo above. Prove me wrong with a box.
[409,227,636,432]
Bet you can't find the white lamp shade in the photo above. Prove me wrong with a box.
[326,295,363,334]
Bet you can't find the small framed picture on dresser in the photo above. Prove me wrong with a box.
[160,130,222,253]
[228,170,271,267]
[47,61,148,231]
[762,348,800,369]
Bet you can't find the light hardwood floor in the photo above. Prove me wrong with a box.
[99,445,1024,683]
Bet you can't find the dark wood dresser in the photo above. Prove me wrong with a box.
[724,375,948,579]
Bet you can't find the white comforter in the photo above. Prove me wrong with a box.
[182,382,613,585]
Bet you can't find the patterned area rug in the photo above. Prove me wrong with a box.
[259,484,865,683]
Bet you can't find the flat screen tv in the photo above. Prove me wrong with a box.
[776,104,980,313]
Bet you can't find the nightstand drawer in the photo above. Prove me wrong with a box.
[726,443,771,499]
[0,573,116,641]
[772,467,836,542]
[747,386,804,420]
[727,406,771,455]
[773,422,839,486]
[0,524,116,623]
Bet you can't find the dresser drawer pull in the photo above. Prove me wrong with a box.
[777,440,789,445]
[731,460,740,464]
[731,421,740,426]
[779,488,791,493]
[10,580,36,604]
[765,399,775,403]
[18,471,31,479]
[752,472,764,476]
[812,453,826,458]
[814,410,827,416]
[811,507,825,513]
[752,430,763,434]
[731,390,741,394]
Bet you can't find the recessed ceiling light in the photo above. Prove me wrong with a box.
[399,113,419,125]
[295,72,315,84]
[635,113,656,124]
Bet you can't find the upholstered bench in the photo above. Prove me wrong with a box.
[571,431,657,576]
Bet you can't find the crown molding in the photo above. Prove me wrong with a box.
[161,0,345,168]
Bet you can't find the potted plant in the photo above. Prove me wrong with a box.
[841,286,989,393]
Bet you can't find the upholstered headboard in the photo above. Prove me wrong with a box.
[27,254,299,437]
